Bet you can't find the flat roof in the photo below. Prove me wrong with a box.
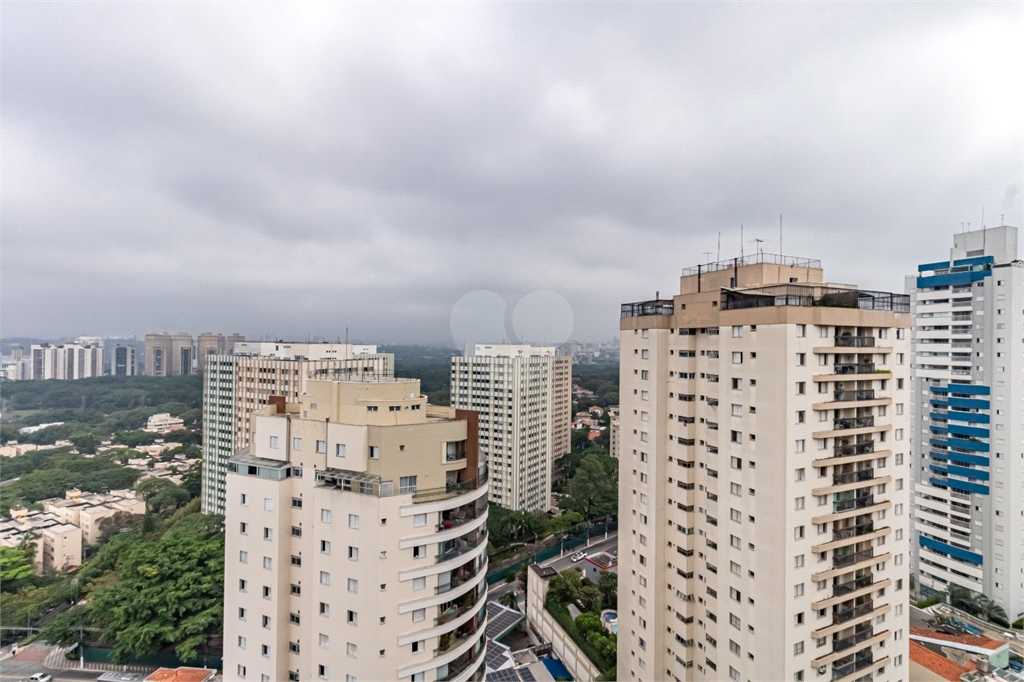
[910,627,1006,651]
[145,668,216,682]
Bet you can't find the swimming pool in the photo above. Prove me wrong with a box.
[600,609,618,635]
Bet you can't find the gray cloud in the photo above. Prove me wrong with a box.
[3,2,1021,344]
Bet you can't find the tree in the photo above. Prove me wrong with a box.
[575,612,602,636]
[946,583,974,611]
[0,545,35,583]
[579,584,603,613]
[548,569,584,605]
[499,591,518,610]
[181,464,202,499]
[114,430,157,448]
[563,453,618,520]
[96,511,144,544]
[975,596,1010,626]
[135,478,189,513]
[598,571,618,607]
[70,431,101,454]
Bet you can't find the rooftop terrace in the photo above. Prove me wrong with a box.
[681,252,822,276]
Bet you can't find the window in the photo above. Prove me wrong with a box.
[321,509,332,523]
[262,586,271,598]
[347,609,358,625]
[290,497,302,509]
[263,527,273,540]
[399,476,418,493]
[795,440,805,453]
[732,326,743,338]
[797,324,806,337]
[795,497,804,510]
[348,514,359,529]
[730,457,742,470]
[318,667,328,680]
[794,526,805,540]
[366,405,378,412]
[269,436,279,449]
[240,522,248,534]
[239,579,247,592]
[797,410,805,423]
[641,349,649,359]
[368,446,379,459]
[413,513,427,527]
[731,483,742,496]
[263,556,272,569]
[794,583,804,597]
[292,437,302,451]
[290,584,301,595]
[291,526,302,537]
[348,578,358,593]
[794,641,804,655]
[732,352,743,364]
[413,577,426,591]
[336,443,346,457]
[239,550,248,563]
[796,382,805,395]
[321,540,331,554]
[412,608,425,622]
[238,607,247,620]
[796,353,805,366]
[730,509,742,523]
[348,546,359,561]
[731,378,741,390]
[641,370,649,380]
[316,440,327,454]
[319,602,330,616]
[347,642,357,658]
[319,571,330,586]
[262,615,271,628]
[732,404,742,417]
[731,431,742,444]
[795,555,804,568]
[413,545,427,559]
[240,493,249,506]
[263,498,274,511]
[238,665,246,678]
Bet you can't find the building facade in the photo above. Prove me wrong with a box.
[450,344,571,512]
[222,376,488,682]
[171,332,195,375]
[617,254,912,682]
[1,507,82,572]
[201,344,394,515]
[145,332,174,376]
[197,333,247,374]
[113,344,137,376]
[30,338,104,380]
[609,406,621,459]
[908,226,1024,620]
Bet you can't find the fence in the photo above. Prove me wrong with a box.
[486,521,617,585]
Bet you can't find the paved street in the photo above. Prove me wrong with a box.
[0,642,92,682]
[488,533,619,605]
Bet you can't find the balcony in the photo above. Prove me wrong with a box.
[833,469,874,486]
[832,651,874,680]
[835,336,876,348]
[621,299,674,318]
[438,497,488,532]
[834,415,875,430]
[832,521,874,542]
[833,625,874,653]
[833,495,874,514]
[437,528,488,563]
[436,638,485,682]
[834,363,876,375]
[833,548,874,570]
[413,467,489,504]
[834,441,874,458]
[832,389,875,402]
[436,555,487,594]
[436,584,486,625]
[833,574,874,598]
[436,613,486,654]
[833,599,874,625]
[719,283,908,313]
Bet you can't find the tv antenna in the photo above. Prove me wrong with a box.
[703,251,713,263]
[750,238,765,258]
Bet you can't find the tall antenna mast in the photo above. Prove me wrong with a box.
[717,232,721,261]
[779,214,783,254]
[740,225,744,259]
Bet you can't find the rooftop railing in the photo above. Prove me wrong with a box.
[682,252,821,276]
[721,284,909,313]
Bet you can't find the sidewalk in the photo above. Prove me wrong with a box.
[44,644,158,675]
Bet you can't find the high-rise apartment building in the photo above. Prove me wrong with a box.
[202,343,395,515]
[609,406,621,459]
[197,333,247,373]
[222,375,488,682]
[617,254,912,682]
[171,332,195,375]
[145,332,174,376]
[450,344,571,512]
[113,345,137,376]
[30,338,104,380]
[908,225,1023,620]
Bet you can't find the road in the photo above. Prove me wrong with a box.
[488,533,619,603]
[0,642,94,682]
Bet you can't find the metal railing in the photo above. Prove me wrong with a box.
[832,651,874,680]
[833,441,874,458]
[621,300,674,318]
[413,468,489,504]
[720,283,908,313]
[833,548,874,569]
[833,468,874,486]
[834,336,876,348]
[437,529,488,563]
[834,363,876,375]
[682,252,821,276]
[834,495,875,514]
[833,600,874,624]
[833,574,874,598]
[834,416,875,430]
[833,625,874,653]
[833,521,874,541]
[833,389,875,402]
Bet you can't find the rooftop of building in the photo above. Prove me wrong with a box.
[530,564,558,579]
[144,667,217,682]
[910,627,1007,651]
[584,551,617,569]
[909,640,975,681]
[681,251,822,276]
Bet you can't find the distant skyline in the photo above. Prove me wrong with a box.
[3,3,1021,343]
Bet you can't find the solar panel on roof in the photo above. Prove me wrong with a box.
[518,668,537,682]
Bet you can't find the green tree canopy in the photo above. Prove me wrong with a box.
[563,453,618,520]
[0,545,35,583]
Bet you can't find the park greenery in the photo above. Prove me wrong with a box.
[545,568,618,672]
[0,450,143,515]
[945,583,1009,627]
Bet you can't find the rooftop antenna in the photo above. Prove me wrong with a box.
[981,206,985,229]
[740,225,744,259]
[779,214,783,254]
[750,238,765,259]
[717,232,721,261]
[345,327,349,344]
[703,251,713,263]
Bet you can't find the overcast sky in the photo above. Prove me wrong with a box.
[4,2,1021,345]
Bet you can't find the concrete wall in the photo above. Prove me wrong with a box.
[526,566,601,682]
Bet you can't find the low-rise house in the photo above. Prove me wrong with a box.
[908,627,1012,681]
[41,488,147,544]
[0,442,40,458]
[0,507,81,572]
[580,551,617,584]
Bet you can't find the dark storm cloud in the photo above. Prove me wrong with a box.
[3,2,1021,343]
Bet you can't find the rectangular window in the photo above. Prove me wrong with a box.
[348,578,358,593]
[349,514,359,529]
[336,443,346,457]
[264,498,273,511]
[348,546,359,561]
[269,436,279,449]
[368,446,379,459]
[732,352,743,364]
[320,602,330,615]
[399,476,418,493]
[263,556,272,569]
[412,608,425,622]
[239,550,248,563]
[292,437,302,450]
[321,509,332,523]
[316,440,327,454]
[414,513,427,527]
[263,527,273,540]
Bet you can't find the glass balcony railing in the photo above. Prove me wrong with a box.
[832,388,875,402]
[833,548,874,570]
[412,467,489,504]
[833,574,873,598]
[834,416,875,430]
[833,599,874,625]
[833,625,874,653]
[436,584,486,626]
[436,555,487,594]
[436,637,485,681]
[437,528,488,563]
[834,363,876,375]
[833,441,874,458]
[438,497,488,531]
[833,495,874,514]
[834,336,876,348]
[833,468,874,486]
[436,611,486,654]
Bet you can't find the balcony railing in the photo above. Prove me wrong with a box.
[834,495,874,514]
[833,625,874,653]
[832,651,874,680]
[436,556,486,594]
[833,468,874,486]
[435,614,485,654]
[834,415,875,430]
[833,600,874,625]
[437,528,488,564]
[833,441,875,458]
[436,639,485,682]
[833,549,874,570]
[621,300,674,318]
[413,468,489,504]
[835,336,876,348]
[719,283,908,313]
[834,363,876,375]
[833,521,874,542]
[438,497,488,532]
[833,574,874,598]
[436,586,486,625]
[833,389,875,402]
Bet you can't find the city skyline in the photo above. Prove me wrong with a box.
[3,3,1020,343]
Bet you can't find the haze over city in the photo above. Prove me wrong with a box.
[4,3,1021,343]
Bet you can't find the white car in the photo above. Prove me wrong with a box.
[570,552,588,563]
[29,674,53,682]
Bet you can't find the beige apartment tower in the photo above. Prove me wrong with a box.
[450,344,571,512]
[617,254,912,682]
[222,375,488,682]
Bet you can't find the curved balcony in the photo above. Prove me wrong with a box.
[438,528,488,564]
[438,497,488,532]
[436,609,486,655]
[437,582,487,626]
[437,555,487,595]
[833,599,873,625]
[436,636,486,682]
[413,467,489,505]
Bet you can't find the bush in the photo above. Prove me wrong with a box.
[1013,618,1023,630]
[914,596,942,609]
[545,599,614,671]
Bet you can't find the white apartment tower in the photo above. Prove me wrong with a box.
[201,343,395,515]
[618,254,912,682]
[30,338,104,380]
[908,225,1024,621]
[222,375,488,682]
[450,344,571,512]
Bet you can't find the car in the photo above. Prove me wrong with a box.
[1009,660,1023,673]
[570,552,588,563]
[29,674,53,682]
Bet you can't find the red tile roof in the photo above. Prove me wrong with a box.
[910,627,1005,650]
[145,668,216,682]
[908,641,972,682]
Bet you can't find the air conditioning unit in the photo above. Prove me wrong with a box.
[817,666,828,675]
